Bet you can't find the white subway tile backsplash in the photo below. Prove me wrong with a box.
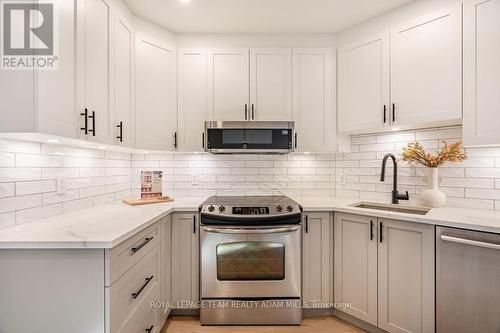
[15,204,62,225]
[0,152,15,167]
[0,168,41,182]
[0,183,15,198]
[16,154,62,167]
[16,180,56,195]
[0,194,41,214]
[0,212,15,228]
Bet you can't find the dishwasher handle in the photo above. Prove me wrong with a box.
[202,226,299,234]
[441,235,500,251]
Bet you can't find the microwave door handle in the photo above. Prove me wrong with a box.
[202,226,299,234]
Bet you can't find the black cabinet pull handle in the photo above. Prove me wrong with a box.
[202,132,205,149]
[380,222,384,243]
[131,237,153,253]
[173,132,178,149]
[145,325,154,333]
[370,220,374,241]
[383,105,387,123]
[193,215,197,234]
[88,111,95,136]
[251,104,255,120]
[80,109,88,134]
[116,121,123,142]
[305,215,309,234]
[294,133,298,149]
[132,275,154,299]
[244,104,248,120]
[392,103,396,122]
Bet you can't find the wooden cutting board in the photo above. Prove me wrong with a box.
[122,197,174,206]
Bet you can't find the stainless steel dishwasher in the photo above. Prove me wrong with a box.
[436,226,500,333]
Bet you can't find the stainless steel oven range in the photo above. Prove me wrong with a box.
[199,196,302,325]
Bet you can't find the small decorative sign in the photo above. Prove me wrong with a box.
[140,171,163,199]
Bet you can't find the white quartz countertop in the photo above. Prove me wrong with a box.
[1,196,500,249]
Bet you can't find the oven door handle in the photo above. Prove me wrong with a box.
[202,226,299,234]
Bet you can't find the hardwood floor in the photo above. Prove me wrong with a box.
[162,316,366,333]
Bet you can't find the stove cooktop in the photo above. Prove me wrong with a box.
[199,196,302,217]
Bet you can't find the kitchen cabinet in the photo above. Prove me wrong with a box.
[1,0,78,138]
[378,218,435,333]
[178,48,207,151]
[207,48,250,121]
[338,32,390,133]
[250,48,292,121]
[390,3,462,128]
[171,213,199,309]
[77,0,115,144]
[334,213,435,332]
[463,0,500,147]
[112,11,134,147]
[302,212,333,308]
[292,48,335,152]
[135,34,177,151]
[334,213,378,326]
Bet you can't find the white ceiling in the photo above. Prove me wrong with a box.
[125,0,414,34]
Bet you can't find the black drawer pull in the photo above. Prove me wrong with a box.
[132,276,154,299]
[193,215,197,234]
[202,132,205,148]
[294,133,298,149]
[131,237,153,253]
[88,111,95,136]
[145,325,154,333]
[383,105,387,123]
[380,222,384,243]
[392,103,396,122]
[305,215,309,234]
[370,220,374,241]
[80,108,88,134]
[116,121,123,142]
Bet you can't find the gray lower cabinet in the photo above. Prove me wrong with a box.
[334,213,435,333]
[302,212,333,308]
[171,212,200,309]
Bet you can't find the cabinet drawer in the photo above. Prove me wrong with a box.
[106,222,160,286]
[107,244,160,333]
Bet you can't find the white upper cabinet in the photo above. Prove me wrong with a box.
[135,35,177,151]
[391,3,462,128]
[207,48,250,121]
[338,32,390,133]
[178,49,207,151]
[250,48,292,121]
[292,48,335,152]
[113,11,134,147]
[77,0,115,144]
[463,0,500,146]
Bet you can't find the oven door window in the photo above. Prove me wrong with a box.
[216,241,285,281]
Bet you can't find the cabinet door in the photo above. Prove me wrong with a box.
[338,32,390,133]
[135,35,177,150]
[171,213,199,308]
[178,48,206,151]
[207,48,249,121]
[292,48,335,152]
[334,213,378,326]
[390,3,462,128]
[250,48,291,121]
[159,215,171,326]
[378,219,434,333]
[113,12,134,147]
[78,0,114,143]
[37,0,79,138]
[463,0,500,146]
[302,212,332,308]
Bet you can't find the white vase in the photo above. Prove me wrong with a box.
[421,168,446,208]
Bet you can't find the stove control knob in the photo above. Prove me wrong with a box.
[276,205,283,212]
[219,205,226,213]
[208,205,215,212]
[286,205,294,212]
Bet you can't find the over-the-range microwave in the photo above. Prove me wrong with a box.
[205,121,295,154]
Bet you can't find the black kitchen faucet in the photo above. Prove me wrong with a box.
[380,153,410,204]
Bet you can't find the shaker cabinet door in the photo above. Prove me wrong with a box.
[338,32,390,133]
[334,213,378,326]
[463,0,500,146]
[302,212,332,308]
[207,48,249,121]
[135,35,176,151]
[390,3,462,128]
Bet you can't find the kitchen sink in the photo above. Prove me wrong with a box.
[352,202,431,215]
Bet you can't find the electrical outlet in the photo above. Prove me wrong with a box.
[191,174,199,186]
